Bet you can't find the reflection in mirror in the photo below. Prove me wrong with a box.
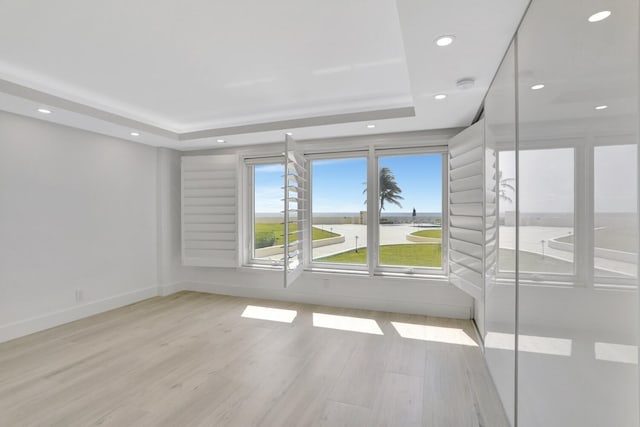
[594,144,638,279]
[514,0,639,425]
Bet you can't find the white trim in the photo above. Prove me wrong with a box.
[0,285,160,344]
[180,281,471,319]
[159,282,184,296]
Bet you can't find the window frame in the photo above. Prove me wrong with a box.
[373,146,448,276]
[495,136,638,288]
[243,156,286,267]
[305,150,370,273]
[306,146,448,277]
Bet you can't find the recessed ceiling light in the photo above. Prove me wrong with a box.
[595,105,608,110]
[130,132,140,137]
[530,84,545,90]
[588,11,611,22]
[435,35,455,47]
[367,124,376,129]
[434,94,447,100]
[37,108,51,114]
[217,139,225,143]
[285,132,293,136]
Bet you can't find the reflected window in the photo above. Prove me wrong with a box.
[499,148,575,275]
[594,144,638,279]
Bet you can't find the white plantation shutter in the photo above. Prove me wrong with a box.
[448,120,486,299]
[283,135,307,287]
[182,154,238,267]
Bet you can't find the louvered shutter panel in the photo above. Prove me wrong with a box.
[181,154,238,267]
[283,135,307,287]
[448,120,485,299]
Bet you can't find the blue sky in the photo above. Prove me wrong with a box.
[254,154,443,214]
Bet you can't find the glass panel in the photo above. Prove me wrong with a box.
[311,158,367,265]
[484,42,517,426]
[517,0,638,426]
[594,144,638,279]
[377,154,443,268]
[253,163,284,261]
[518,147,575,275]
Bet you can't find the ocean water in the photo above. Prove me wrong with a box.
[255,212,442,218]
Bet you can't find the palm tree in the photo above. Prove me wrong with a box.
[363,167,404,215]
[498,171,515,203]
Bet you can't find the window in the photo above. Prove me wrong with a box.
[377,152,444,270]
[308,148,446,275]
[310,156,368,267]
[246,159,285,264]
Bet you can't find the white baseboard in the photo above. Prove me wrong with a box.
[181,281,471,319]
[158,282,183,296]
[0,285,160,344]
[0,280,470,344]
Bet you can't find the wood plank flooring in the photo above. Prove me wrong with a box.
[0,292,509,427]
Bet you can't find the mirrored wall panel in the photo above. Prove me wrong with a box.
[516,0,638,425]
[484,41,517,426]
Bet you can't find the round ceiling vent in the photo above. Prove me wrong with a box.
[456,78,475,90]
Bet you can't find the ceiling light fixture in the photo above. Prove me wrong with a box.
[530,84,545,90]
[37,108,51,114]
[130,132,140,136]
[434,94,447,100]
[217,139,225,143]
[595,105,608,110]
[367,124,376,129]
[588,11,611,22]
[435,35,455,47]
[285,132,293,136]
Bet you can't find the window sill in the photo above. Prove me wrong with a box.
[305,266,449,283]
[238,264,282,273]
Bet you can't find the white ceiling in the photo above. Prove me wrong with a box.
[0,0,529,150]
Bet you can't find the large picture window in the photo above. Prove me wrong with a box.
[307,148,446,276]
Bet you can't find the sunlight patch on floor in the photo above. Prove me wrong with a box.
[391,322,477,346]
[485,332,572,356]
[241,305,297,323]
[595,342,638,364]
[312,313,383,335]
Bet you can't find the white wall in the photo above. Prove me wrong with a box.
[0,116,473,344]
[0,111,160,342]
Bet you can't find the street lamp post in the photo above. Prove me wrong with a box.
[355,235,359,253]
[541,239,546,259]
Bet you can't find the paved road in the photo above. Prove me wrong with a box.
[499,226,635,276]
[270,223,635,277]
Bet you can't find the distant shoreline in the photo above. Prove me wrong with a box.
[255,212,443,218]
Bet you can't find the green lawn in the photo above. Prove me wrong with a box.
[410,229,442,239]
[254,224,339,248]
[317,244,442,267]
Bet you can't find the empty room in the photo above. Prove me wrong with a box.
[0,0,638,426]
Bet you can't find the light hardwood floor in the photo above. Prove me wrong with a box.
[0,292,508,427]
